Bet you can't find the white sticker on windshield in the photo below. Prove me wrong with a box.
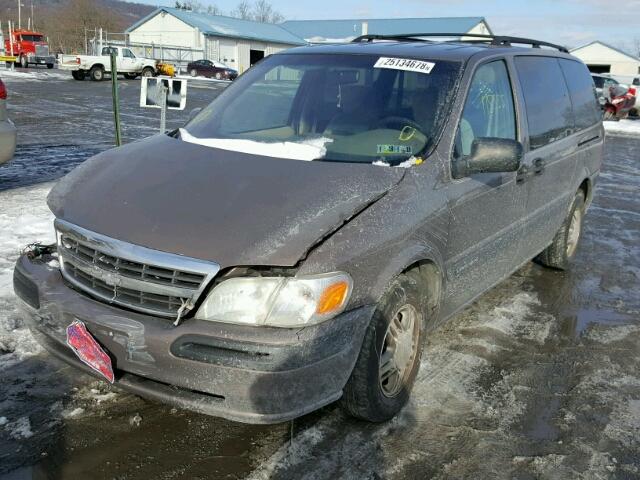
[374,57,435,74]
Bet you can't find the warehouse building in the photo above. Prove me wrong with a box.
[570,41,640,76]
[280,17,492,43]
[126,7,306,73]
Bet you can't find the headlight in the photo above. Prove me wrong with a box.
[195,272,352,327]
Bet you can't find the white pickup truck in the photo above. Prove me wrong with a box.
[60,46,157,81]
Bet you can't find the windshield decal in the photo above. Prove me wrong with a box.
[374,57,435,74]
[377,144,413,155]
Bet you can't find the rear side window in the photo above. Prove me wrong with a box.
[559,59,600,130]
[515,57,574,150]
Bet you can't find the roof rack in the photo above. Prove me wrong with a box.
[351,33,569,53]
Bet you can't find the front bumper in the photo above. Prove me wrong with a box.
[28,55,55,65]
[14,254,373,424]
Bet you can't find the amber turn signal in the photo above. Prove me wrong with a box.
[316,281,350,315]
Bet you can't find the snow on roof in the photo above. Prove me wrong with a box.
[280,17,489,42]
[127,7,307,46]
[570,41,640,63]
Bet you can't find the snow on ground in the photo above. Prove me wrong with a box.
[0,183,54,368]
[603,118,640,136]
[0,67,70,82]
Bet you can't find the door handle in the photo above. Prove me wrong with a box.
[516,165,529,184]
[533,158,545,175]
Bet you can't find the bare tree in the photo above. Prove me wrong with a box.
[230,0,252,19]
[252,0,283,23]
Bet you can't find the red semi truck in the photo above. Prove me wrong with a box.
[4,29,55,68]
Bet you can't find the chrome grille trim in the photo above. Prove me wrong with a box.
[54,219,220,318]
[35,44,49,56]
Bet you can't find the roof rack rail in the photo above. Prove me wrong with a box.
[351,33,569,53]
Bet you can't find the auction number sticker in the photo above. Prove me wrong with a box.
[374,57,435,74]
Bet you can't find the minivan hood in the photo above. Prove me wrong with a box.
[48,134,405,267]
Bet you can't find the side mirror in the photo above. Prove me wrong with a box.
[453,138,523,178]
[188,107,202,123]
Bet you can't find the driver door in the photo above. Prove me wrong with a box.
[443,59,527,311]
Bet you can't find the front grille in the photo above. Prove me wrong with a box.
[35,45,49,57]
[55,219,219,318]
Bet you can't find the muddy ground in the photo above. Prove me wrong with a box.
[0,68,639,480]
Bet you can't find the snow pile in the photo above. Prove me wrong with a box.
[603,119,640,136]
[0,183,54,369]
[179,128,333,161]
[4,416,34,439]
[373,156,424,168]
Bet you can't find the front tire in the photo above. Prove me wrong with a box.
[340,270,426,422]
[535,189,585,270]
[190,68,198,77]
[20,55,28,68]
[141,67,155,78]
[215,72,222,80]
[90,66,104,81]
[124,73,137,80]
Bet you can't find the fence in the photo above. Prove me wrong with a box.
[87,31,205,72]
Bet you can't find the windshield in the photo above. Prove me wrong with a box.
[184,53,463,165]
[21,34,43,42]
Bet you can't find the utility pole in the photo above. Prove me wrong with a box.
[30,2,33,30]
[17,0,23,29]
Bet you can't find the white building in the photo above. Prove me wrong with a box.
[280,17,492,43]
[570,41,640,77]
[126,7,306,73]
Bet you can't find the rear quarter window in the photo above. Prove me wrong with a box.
[559,59,601,130]
[514,56,574,150]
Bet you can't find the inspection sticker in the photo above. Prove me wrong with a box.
[374,57,435,74]
[377,144,413,155]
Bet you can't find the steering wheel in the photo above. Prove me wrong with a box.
[375,116,422,132]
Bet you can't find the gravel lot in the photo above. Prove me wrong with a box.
[0,67,639,480]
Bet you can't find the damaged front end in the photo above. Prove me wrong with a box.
[14,242,375,423]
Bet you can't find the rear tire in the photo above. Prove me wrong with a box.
[340,269,427,422]
[71,70,85,81]
[90,66,104,81]
[190,68,198,77]
[124,73,137,80]
[535,189,585,270]
[46,63,54,69]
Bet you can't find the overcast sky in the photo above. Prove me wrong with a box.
[140,0,640,53]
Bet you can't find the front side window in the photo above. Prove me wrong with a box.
[453,60,516,160]
[184,54,463,164]
[515,56,574,150]
[122,49,135,58]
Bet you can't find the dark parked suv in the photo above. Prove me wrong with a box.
[14,34,603,424]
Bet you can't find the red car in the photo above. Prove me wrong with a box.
[186,59,238,80]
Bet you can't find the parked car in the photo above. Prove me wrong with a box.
[59,46,157,81]
[15,34,603,424]
[187,59,238,80]
[0,78,17,166]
